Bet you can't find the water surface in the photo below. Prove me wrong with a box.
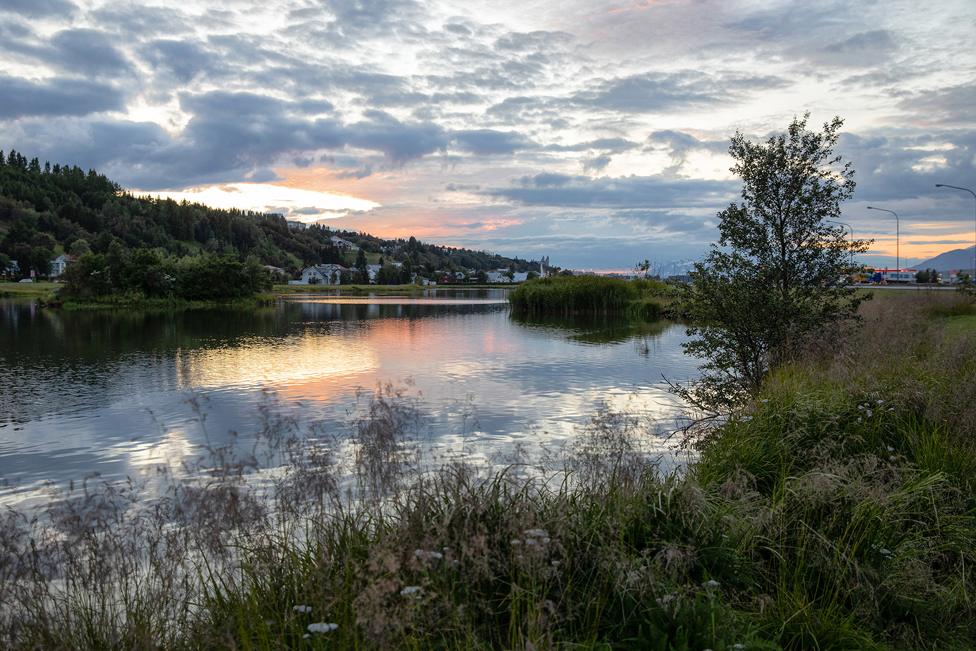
[0,289,697,501]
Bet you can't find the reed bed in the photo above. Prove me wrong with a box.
[508,276,673,319]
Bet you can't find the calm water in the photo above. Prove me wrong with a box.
[0,289,697,502]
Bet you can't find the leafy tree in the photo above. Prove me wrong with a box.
[915,268,939,284]
[62,253,112,298]
[68,238,91,257]
[680,115,869,412]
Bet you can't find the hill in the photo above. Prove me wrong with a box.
[915,245,976,272]
[0,149,541,280]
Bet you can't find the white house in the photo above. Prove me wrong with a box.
[299,264,346,285]
[330,236,359,251]
[366,264,383,283]
[50,254,71,277]
[286,220,307,231]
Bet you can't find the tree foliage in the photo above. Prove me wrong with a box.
[680,115,870,411]
[0,148,540,282]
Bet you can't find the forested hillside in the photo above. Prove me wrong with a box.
[0,149,538,279]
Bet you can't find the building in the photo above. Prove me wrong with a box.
[366,264,383,283]
[299,264,347,285]
[330,236,359,251]
[50,254,74,277]
[286,220,307,231]
[2,260,19,278]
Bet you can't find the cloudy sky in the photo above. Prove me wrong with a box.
[2,0,975,269]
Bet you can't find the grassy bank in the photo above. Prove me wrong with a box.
[0,280,58,299]
[56,292,277,310]
[2,292,974,650]
[509,276,675,319]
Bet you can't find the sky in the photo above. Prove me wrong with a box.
[2,0,975,270]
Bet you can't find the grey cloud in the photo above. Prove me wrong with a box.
[897,83,976,127]
[494,30,574,52]
[443,22,472,36]
[7,90,449,188]
[571,70,790,113]
[647,130,728,174]
[0,76,125,118]
[450,129,532,155]
[582,155,611,173]
[140,39,221,83]
[50,29,134,77]
[91,5,191,35]
[838,130,976,203]
[545,137,638,153]
[0,0,75,18]
[488,173,735,208]
[346,110,447,163]
[814,30,897,67]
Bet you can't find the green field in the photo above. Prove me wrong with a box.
[0,280,59,299]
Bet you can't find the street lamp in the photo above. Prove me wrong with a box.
[867,206,899,272]
[935,184,976,277]
[826,220,855,268]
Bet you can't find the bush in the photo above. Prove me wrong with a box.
[175,255,270,300]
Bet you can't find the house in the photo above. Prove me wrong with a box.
[2,259,19,278]
[366,264,383,283]
[330,236,359,251]
[299,264,347,285]
[486,270,514,283]
[50,254,74,277]
[286,220,307,231]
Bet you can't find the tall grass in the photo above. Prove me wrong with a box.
[509,276,673,318]
[1,292,974,649]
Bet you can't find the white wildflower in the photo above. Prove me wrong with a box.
[525,538,538,546]
[702,579,720,589]
[307,622,338,634]
[292,605,312,614]
[511,539,522,546]
[524,528,548,538]
[880,548,892,556]
[733,644,746,650]
[866,409,873,417]
[886,445,894,452]
[414,549,444,561]
[400,586,422,596]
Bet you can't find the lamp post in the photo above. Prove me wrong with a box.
[935,184,976,278]
[827,220,855,268]
[867,206,899,272]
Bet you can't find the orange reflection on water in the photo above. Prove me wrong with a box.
[172,312,517,403]
[175,333,379,394]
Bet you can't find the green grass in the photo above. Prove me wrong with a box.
[58,292,277,310]
[0,280,59,298]
[509,276,675,319]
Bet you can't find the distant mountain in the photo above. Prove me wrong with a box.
[915,245,976,272]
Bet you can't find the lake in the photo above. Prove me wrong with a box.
[0,289,698,504]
